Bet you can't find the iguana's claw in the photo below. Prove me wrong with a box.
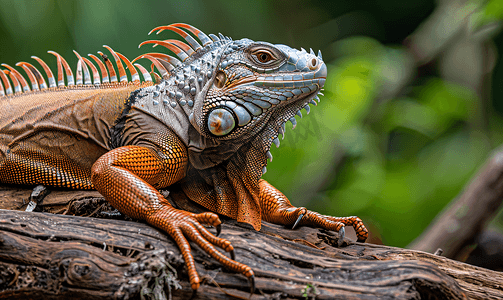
[338,226,345,247]
[249,274,255,295]
[215,223,221,237]
[292,213,304,229]
[230,249,235,260]
[26,185,49,212]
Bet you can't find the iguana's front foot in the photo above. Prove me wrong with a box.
[259,179,368,243]
[146,207,254,290]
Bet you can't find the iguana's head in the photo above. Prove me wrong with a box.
[195,39,326,141]
[137,24,325,170]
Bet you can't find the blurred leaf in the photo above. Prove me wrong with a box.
[384,99,441,138]
[417,79,474,122]
[480,0,503,23]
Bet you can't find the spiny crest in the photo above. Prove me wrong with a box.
[0,23,221,98]
[0,46,151,98]
[133,23,231,80]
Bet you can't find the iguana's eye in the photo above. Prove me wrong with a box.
[256,51,273,63]
[246,43,286,70]
[251,50,275,64]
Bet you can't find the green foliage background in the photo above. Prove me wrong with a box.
[1,0,502,247]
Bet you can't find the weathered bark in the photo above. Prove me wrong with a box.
[0,186,502,299]
[409,147,503,259]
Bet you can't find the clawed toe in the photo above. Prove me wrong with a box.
[338,226,345,247]
[215,223,221,237]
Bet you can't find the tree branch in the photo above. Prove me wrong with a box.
[0,185,501,299]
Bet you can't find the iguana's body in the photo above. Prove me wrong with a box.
[0,23,368,291]
[0,84,141,187]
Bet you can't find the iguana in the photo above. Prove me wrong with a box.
[0,23,368,292]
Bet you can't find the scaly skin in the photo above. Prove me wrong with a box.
[0,23,368,291]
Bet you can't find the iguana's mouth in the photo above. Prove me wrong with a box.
[225,76,257,89]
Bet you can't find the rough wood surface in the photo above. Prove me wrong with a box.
[0,210,466,300]
[1,187,502,299]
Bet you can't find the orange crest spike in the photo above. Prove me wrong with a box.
[163,39,194,56]
[98,51,118,83]
[136,54,169,78]
[3,69,21,93]
[133,63,152,82]
[139,40,189,61]
[81,57,101,85]
[116,52,139,82]
[73,50,92,85]
[16,62,46,90]
[0,69,12,95]
[133,53,173,72]
[148,25,166,35]
[88,54,109,83]
[48,51,74,86]
[15,63,38,90]
[163,25,202,52]
[75,60,83,85]
[47,51,65,87]
[103,45,128,82]
[132,52,181,68]
[170,23,213,46]
[149,23,212,47]
[2,64,30,92]
[31,56,56,88]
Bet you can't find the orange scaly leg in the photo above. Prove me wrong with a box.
[91,144,254,290]
[258,179,368,245]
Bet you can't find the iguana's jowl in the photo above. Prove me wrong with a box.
[0,23,368,293]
